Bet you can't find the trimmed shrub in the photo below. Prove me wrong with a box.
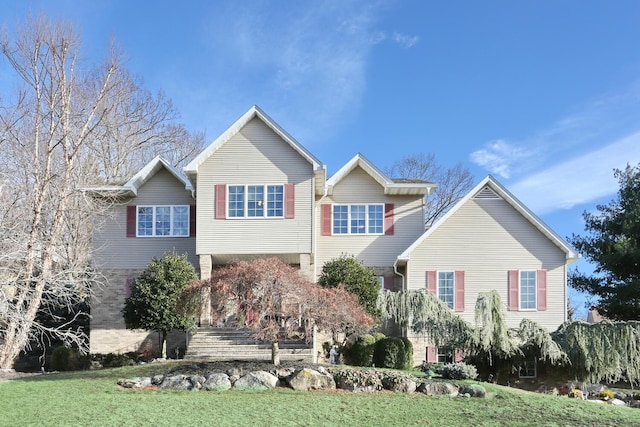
[400,337,414,369]
[343,333,386,367]
[373,337,412,370]
[50,347,90,371]
[439,362,478,380]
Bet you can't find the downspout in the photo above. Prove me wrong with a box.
[393,258,406,337]
[314,176,329,279]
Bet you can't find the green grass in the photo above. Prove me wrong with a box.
[1,364,639,426]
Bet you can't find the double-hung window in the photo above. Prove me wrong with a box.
[228,184,284,218]
[332,204,384,235]
[137,206,189,237]
[519,270,537,310]
[438,271,455,309]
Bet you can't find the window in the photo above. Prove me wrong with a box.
[136,206,189,237]
[438,271,455,309]
[437,346,454,364]
[519,356,537,378]
[332,204,384,235]
[520,270,537,310]
[227,184,284,218]
[377,276,384,292]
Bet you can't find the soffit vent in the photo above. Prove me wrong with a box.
[474,186,502,200]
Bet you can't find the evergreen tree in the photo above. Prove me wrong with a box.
[318,254,381,318]
[569,164,640,320]
[122,253,198,358]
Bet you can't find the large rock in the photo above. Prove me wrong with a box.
[203,373,232,391]
[609,398,626,406]
[233,371,280,390]
[160,375,193,390]
[287,368,336,391]
[459,384,487,398]
[118,377,152,389]
[189,375,207,390]
[417,382,458,396]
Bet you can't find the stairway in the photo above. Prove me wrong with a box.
[184,327,315,362]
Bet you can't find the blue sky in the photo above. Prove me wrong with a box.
[4,1,640,317]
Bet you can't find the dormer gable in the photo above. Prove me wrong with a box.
[326,153,435,196]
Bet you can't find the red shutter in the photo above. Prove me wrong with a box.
[508,270,519,311]
[537,269,547,311]
[454,271,465,312]
[126,205,136,237]
[454,348,465,363]
[284,183,295,219]
[189,204,196,237]
[215,184,226,219]
[426,271,437,295]
[383,275,394,291]
[384,203,394,235]
[426,346,437,363]
[321,204,332,236]
[125,277,134,299]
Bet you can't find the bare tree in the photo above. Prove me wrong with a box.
[386,153,473,226]
[0,16,202,369]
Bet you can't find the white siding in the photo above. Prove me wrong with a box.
[196,118,314,255]
[93,168,196,270]
[316,166,425,272]
[406,198,567,330]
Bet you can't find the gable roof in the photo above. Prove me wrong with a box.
[183,105,325,181]
[397,175,580,262]
[85,156,193,197]
[326,153,436,196]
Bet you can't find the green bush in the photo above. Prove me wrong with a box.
[50,347,90,371]
[342,333,386,367]
[373,337,412,370]
[400,337,414,369]
[92,352,138,368]
[439,362,478,380]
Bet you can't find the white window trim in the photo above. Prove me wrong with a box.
[136,205,189,237]
[331,203,384,235]
[227,184,284,219]
[519,270,537,311]
[437,270,455,310]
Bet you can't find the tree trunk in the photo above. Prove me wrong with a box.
[271,341,280,366]
[160,331,168,359]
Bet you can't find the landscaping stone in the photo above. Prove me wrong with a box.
[417,382,458,396]
[203,373,231,391]
[459,384,486,398]
[287,368,336,391]
[233,371,280,390]
[189,375,207,389]
[160,375,193,390]
[151,375,164,385]
[117,376,152,388]
[387,379,416,393]
[614,391,628,401]
[609,398,626,406]
[586,384,605,394]
[275,367,296,381]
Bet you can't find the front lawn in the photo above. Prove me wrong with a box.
[1,364,638,426]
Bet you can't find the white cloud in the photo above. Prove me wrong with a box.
[509,131,640,214]
[469,139,531,178]
[391,32,419,49]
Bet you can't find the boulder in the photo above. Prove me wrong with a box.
[203,373,232,391]
[459,384,487,398]
[609,398,626,406]
[387,379,416,393]
[614,391,629,401]
[586,384,605,394]
[189,375,207,390]
[417,382,458,396]
[233,371,280,390]
[160,375,193,390]
[151,375,164,386]
[118,377,152,389]
[287,368,336,391]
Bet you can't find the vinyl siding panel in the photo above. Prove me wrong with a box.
[316,166,425,272]
[196,118,314,255]
[406,198,566,331]
[93,168,197,269]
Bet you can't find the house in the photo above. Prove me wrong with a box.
[90,105,579,365]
